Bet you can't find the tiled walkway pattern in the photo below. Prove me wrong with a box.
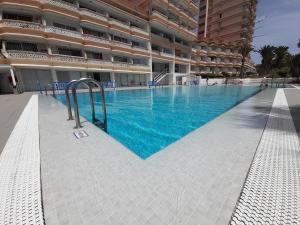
[0,96,44,225]
[230,89,300,225]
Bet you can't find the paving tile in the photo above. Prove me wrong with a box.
[230,89,300,225]
[0,96,43,225]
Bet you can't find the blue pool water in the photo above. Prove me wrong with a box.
[56,85,261,159]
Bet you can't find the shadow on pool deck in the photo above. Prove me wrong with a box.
[0,92,32,154]
[233,89,300,136]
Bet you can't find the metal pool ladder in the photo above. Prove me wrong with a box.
[65,78,107,132]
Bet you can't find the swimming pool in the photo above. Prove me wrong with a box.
[56,85,261,159]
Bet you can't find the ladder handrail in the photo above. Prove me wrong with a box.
[45,83,56,97]
[65,80,78,120]
[71,78,107,132]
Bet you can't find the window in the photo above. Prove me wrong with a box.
[83,28,106,38]
[3,13,32,22]
[114,56,128,63]
[112,35,128,44]
[58,48,82,57]
[6,42,38,52]
[86,52,103,60]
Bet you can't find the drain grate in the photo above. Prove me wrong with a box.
[230,89,300,225]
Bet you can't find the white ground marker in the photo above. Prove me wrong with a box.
[0,96,43,225]
[230,89,300,225]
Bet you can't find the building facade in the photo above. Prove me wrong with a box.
[0,0,254,93]
[198,0,257,45]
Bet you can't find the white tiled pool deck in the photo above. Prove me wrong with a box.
[0,87,299,225]
[0,96,43,225]
[230,89,300,225]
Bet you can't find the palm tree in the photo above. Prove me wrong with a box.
[238,0,257,78]
[298,39,300,48]
[290,54,300,81]
[239,44,253,78]
[258,45,275,75]
[273,46,289,68]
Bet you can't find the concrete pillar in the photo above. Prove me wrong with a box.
[51,69,58,82]
[0,10,3,20]
[149,57,153,82]
[147,23,153,82]
[41,16,47,26]
[2,40,6,51]
[83,50,87,59]
[47,46,52,55]
[10,67,17,87]
[169,61,176,85]
[110,72,115,81]
[79,27,84,35]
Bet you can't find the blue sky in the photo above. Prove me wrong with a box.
[251,0,300,64]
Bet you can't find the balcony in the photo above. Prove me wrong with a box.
[111,40,131,49]
[160,52,173,58]
[5,50,116,69]
[131,64,150,71]
[151,11,197,40]
[79,8,108,28]
[43,0,79,18]
[45,0,77,10]
[51,54,85,63]
[0,19,45,38]
[131,26,148,37]
[6,50,48,62]
[46,26,82,44]
[83,34,110,50]
[168,2,198,26]
[152,50,174,61]
[112,62,150,72]
[87,59,113,70]
[111,40,132,54]
[175,55,190,63]
[109,18,130,34]
[132,45,148,52]
[47,26,81,38]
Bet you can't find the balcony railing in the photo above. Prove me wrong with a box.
[113,62,132,68]
[79,8,108,21]
[0,19,44,31]
[44,0,78,11]
[111,40,132,49]
[132,45,149,52]
[46,26,82,39]
[160,52,174,57]
[109,18,130,29]
[87,59,112,65]
[51,54,85,63]
[131,64,150,69]
[176,56,190,62]
[131,26,148,36]
[83,34,110,44]
[6,50,48,60]
[152,11,196,37]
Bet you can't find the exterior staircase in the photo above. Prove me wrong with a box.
[153,71,169,84]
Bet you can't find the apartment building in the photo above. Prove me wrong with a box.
[0,0,254,93]
[198,0,257,44]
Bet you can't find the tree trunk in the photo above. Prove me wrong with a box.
[240,56,246,78]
